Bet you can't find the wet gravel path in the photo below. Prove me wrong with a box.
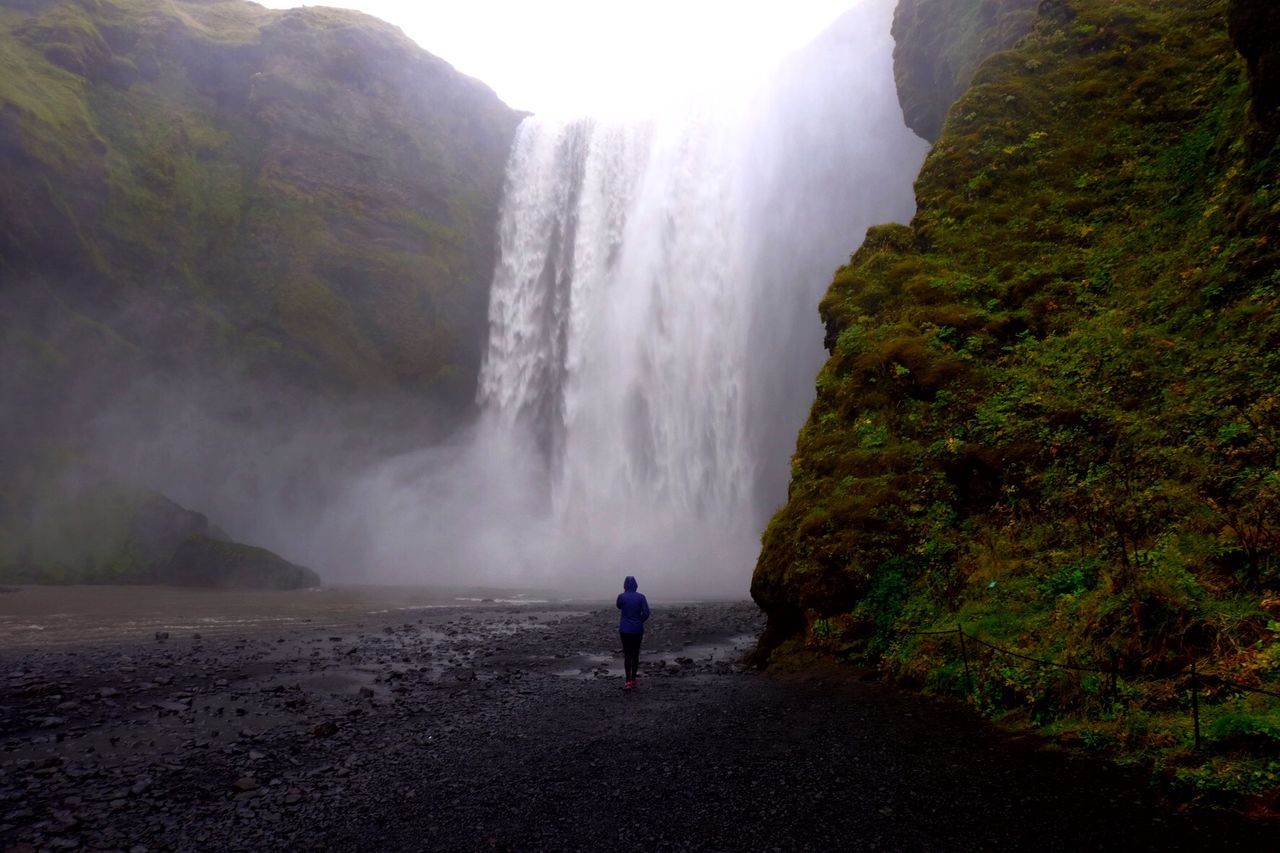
[1,601,1273,851]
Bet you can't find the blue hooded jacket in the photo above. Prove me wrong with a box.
[616,576,650,635]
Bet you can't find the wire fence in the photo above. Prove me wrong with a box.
[902,625,1280,750]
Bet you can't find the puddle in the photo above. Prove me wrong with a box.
[552,633,755,680]
[554,653,619,679]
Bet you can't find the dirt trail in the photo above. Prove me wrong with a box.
[1,602,1272,851]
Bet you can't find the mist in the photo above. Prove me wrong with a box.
[37,0,926,601]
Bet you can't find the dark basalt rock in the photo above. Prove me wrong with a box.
[160,535,320,590]
[129,493,229,568]
[1228,0,1280,139]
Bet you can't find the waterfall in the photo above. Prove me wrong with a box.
[282,0,930,594]
[465,0,929,594]
[480,112,753,518]
[75,0,930,595]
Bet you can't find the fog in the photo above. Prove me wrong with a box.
[19,0,927,601]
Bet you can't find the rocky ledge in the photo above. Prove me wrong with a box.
[160,536,320,591]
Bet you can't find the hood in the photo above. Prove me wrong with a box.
[624,575,638,592]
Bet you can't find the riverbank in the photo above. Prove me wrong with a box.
[1,601,1273,851]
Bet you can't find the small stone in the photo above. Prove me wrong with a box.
[233,776,260,793]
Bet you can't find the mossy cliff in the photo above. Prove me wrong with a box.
[753,0,1280,797]
[0,0,520,403]
[891,0,1038,142]
[0,481,317,588]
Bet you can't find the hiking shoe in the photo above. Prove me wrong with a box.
[624,679,636,690]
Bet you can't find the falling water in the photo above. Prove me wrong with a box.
[481,113,754,522]
[466,0,930,594]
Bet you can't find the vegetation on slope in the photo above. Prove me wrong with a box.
[754,0,1280,806]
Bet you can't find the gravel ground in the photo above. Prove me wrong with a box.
[0,601,1273,852]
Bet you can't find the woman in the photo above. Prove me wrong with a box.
[616,575,650,690]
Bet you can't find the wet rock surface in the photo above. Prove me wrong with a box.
[0,602,1271,851]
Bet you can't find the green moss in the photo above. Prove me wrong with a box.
[0,23,100,165]
[892,0,1039,141]
[0,484,152,583]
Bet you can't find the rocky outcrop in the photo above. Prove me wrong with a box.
[891,0,1038,141]
[0,484,316,587]
[1228,0,1280,140]
[160,535,319,589]
[128,492,229,568]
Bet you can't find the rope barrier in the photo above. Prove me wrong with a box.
[899,624,1280,749]
[1201,673,1280,701]
[962,633,1110,674]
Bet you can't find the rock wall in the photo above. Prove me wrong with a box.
[890,0,1037,142]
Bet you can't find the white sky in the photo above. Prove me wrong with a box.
[258,1,866,116]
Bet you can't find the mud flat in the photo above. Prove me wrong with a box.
[0,601,1273,851]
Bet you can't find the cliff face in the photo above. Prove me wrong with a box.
[0,0,520,403]
[891,0,1038,142]
[0,0,522,582]
[753,0,1279,681]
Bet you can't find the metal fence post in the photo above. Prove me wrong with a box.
[1190,660,1201,751]
[1107,651,1118,705]
[957,626,973,696]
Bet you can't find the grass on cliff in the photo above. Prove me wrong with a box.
[0,484,156,584]
[757,0,1280,808]
[1,0,511,402]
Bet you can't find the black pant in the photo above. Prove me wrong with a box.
[620,632,643,680]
